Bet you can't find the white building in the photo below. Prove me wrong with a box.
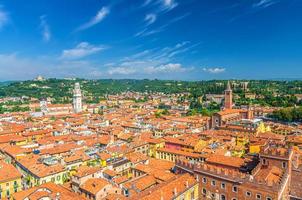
[73,82,82,113]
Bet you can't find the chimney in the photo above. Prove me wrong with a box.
[196,175,199,182]
[173,188,178,196]
[55,192,60,200]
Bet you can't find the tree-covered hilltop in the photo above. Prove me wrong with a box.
[0,79,302,107]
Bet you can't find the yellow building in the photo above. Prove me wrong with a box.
[98,152,112,167]
[156,147,205,162]
[249,140,267,154]
[146,138,164,157]
[15,155,68,188]
[0,161,22,199]
[194,140,207,152]
[257,122,271,134]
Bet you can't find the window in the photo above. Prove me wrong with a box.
[266,197,272,200]
[6,183,9,187]
[256,194,262,200]
[262,159,266,165]
[232,186,238,193]
[202,188,207,195]
[221,194,226,200]
[211,193,215,198]
[246,191,251,197]
[191,190,195,200]
[51,177,55,182]
[57,176,61,181]
[211,180,216,186]
[202,177,207,183]
[282,162,286,168]
[221,182,226,189]
[232,198,237,200]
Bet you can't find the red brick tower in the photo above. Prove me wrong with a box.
[224,81,233,109]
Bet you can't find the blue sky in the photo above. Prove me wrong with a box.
[0,0,301,80]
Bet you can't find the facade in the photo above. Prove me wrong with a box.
[0,161,22,199]
[73,82,83,113]
[175,144,295,200]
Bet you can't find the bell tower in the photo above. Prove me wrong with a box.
[224,81,233,109]
[73,82,82,113]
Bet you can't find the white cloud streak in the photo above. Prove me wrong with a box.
[145,13,157,25]
[161,0,178,11]
[135,13,190,37]
[108,62,191,75]
[202,67,226,74]
[253,0,277,8]
[60,42,106,60]
[40,15,51,42]
[106,41,199,76]
[76,7,110,31]
[0,6,8,30]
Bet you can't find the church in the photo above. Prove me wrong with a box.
[211,81,253,128]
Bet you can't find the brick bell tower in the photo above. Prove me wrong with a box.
[224,81,233,109]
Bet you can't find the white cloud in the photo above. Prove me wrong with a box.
[162,0,178,11]
[40,15,51,42]
[135,13,189,37]
[142,0,152,7]
[253,0,277,8]
[145,63,190,73]
[135,27,164,37]
[150,41,192,60]
[130,50,152,59]
[145,13,157,25]
[108,62,191,76]
[76,7,110,31]
[0,6,8,30]
[202,67,226,74]
[108,67,137,75]
[60,42,106,60]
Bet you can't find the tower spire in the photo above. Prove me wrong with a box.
[226,81,231,91]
